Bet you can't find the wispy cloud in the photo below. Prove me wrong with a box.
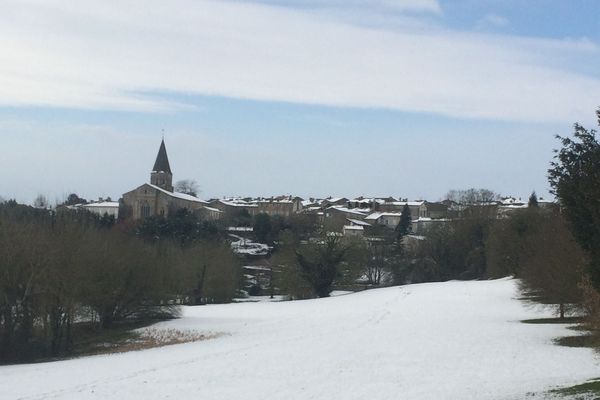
[249,0,442,14]
[0,0,599,122]
[476,14,510,30]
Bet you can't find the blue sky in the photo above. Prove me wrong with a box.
[1,0,599,203]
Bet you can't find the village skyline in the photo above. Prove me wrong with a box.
[11,135,552,209]
[2,1,600,203]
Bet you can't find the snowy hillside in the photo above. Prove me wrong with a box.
[2,279,598,400]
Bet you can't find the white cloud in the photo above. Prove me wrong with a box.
[0,0,599,122]
[250,0,442,14]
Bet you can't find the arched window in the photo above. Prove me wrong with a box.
[141,202,151,218]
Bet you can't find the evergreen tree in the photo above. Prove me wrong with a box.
[528,191,539,208]
[548,108,600,288]
[253,213,272,244]
[396,204,412,242]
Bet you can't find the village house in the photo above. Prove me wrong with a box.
[255,196,303,217]
[343,224,364,238]
[201,205,224,221]
[379,200,427,219]
[323,206,368,230]
[210,198,259,216]
[81,201,120,219]
[364,212,403,229]
[347,197,385,211]
[321,197,349,208]
[423,201,449,219]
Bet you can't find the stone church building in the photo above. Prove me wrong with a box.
[120,140,214,220]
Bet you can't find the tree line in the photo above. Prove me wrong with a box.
[0,203,239,363]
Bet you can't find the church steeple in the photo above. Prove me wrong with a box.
[150,139,173,192]
[152,139,172,174]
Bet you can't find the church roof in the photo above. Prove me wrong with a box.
[152,139,172,174]
[147,183,208,204]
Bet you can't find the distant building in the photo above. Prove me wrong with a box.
[255,196,303,217]
[423,201,449,219]
[81,201,120,219]
[343,224,364,237]
[211,198,259,216]
[120,139,212,220]
[321,197,349,208]
[364,212,403,228]
[323,206,368,230]
[379,200,426,219]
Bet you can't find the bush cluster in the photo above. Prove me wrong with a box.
[0,202,238,363]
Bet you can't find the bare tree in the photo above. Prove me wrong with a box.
[446,188,499,205]
[365,242,387,285]
[33,194,49,209]
[174,179,200,197]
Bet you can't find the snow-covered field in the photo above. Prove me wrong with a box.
[2,279,598,400]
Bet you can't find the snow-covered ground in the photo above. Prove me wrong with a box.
[2,279,598,400]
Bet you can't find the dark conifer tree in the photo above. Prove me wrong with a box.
[396,204,412,242]
[528,191,539,208]
[253,213,272,244]
[548,108,600,288]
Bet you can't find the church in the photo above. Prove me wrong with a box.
[120,139,217,220]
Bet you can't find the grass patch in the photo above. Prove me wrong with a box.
[25,319,221,363]
[551,378,600,398]
[72,323,221,357]
[521,316,600,350]
[521,317,584,324]
[103,328,223,354]
[554,335,598,348]
[70,320,156,357]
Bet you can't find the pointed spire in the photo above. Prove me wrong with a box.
[152,139,172,174]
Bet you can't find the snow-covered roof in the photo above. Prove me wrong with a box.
[219,199,259,208]
[203,206,223,213]
[83,201,119,208]
[389,201,425,207]
[255,199,293,204]
[343,225,364,231]
[324,197,346,203]
[349,198,386,204]
[328,206,368,216]
[500,197,524,205]
[347,218,371,227]
[498,204,528,209]
[148,184,207,204]
[227,226,254,232]
[537,198,554,204]
[365,212,402,220]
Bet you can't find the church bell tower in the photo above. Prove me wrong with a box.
[150,139,174,192]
